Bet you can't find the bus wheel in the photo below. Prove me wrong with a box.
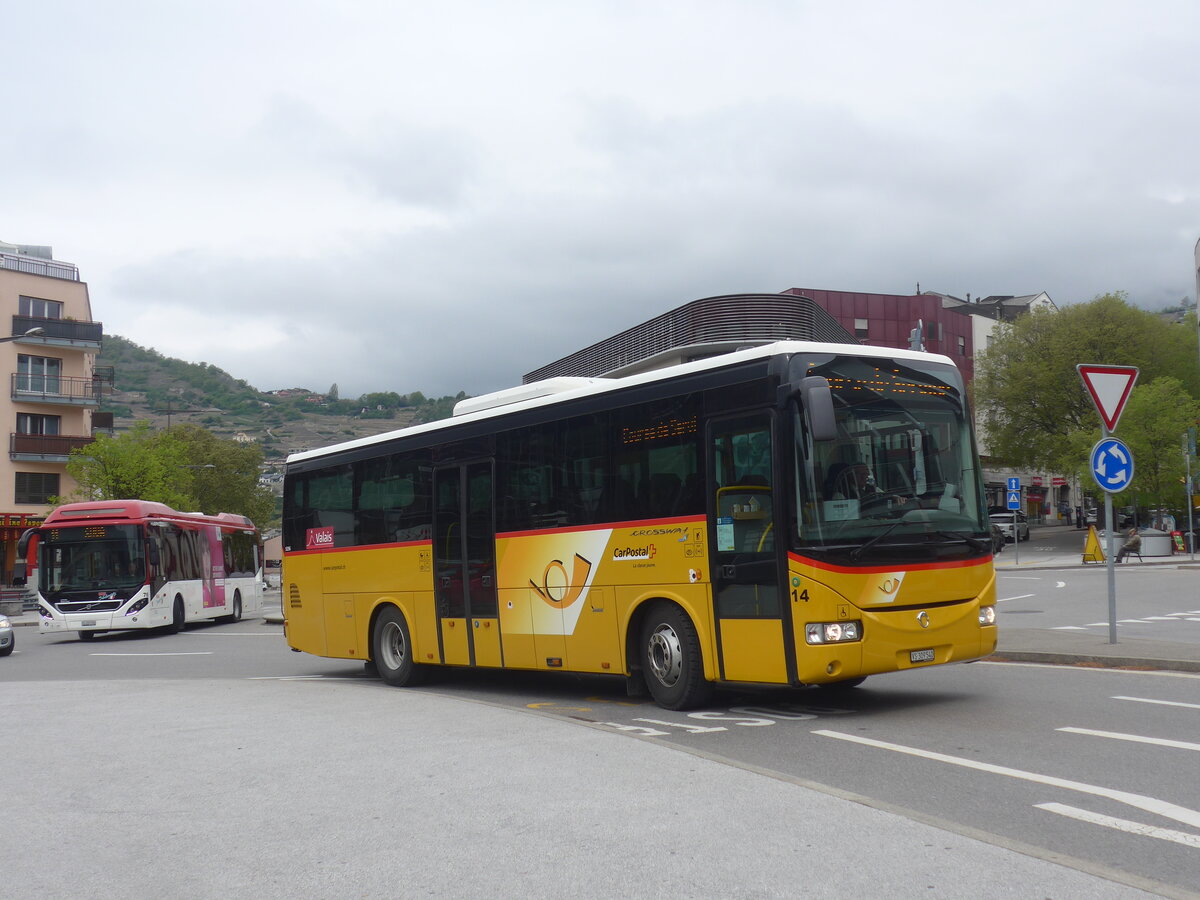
[640,602,713,710]
[372,607,423,687]
[78,631,99,642]
[165,596,185,634]
[228,592,243,623]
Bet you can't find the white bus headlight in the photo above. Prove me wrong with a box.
[978,606,996,626]
[806,621,862,644]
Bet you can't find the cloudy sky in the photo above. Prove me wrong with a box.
[7,0,1199,399]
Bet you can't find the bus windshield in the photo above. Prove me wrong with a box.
[790,353,987,553]
[40,524,147,595]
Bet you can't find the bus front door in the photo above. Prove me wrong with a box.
[433,461,500,668]
[708,413,789,685]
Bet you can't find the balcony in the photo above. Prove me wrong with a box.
[10,315,103,350]
[0,252,79,282]
[10,432,95,462]
[11,373,108,406]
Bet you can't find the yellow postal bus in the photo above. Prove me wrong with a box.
[282,341,996,709]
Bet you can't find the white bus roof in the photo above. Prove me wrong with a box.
[286,340,957,466]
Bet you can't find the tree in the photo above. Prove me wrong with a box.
[60,422,276,529]
[60,421,191,508]
[974,293,1200,474]
[1116,378,1199,512]
[164,424,277,527]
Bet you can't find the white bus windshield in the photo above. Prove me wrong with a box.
[790,354,987,551]
[40,524,147,595]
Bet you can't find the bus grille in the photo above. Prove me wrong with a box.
[288,584,302,608]
[53,599,123,613]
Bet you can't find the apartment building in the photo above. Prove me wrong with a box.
[0,242,108,581]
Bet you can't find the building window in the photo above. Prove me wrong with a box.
[854,318,868,338]
[16,354,61,392]
[15,472,59,504]
[17,414,61,435]
[957,335,966,356]
[18,296,63,319]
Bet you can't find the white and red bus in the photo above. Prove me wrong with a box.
[16,500,263,640]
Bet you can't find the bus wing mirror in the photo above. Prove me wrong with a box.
[147,542,160,567]
[12,528,37,586]
[800,376,837,441]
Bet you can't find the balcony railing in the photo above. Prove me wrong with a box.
[11,373,106,406]
[0,252,80,282]
[11,314,103,345]
[10,432,95,461]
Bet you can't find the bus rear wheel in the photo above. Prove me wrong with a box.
[224,591,243,624]
[372,607,424,687]
[640,602,713,710]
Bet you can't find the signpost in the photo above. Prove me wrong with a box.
[1006,476,1020,564]
[1077,364,1138,644]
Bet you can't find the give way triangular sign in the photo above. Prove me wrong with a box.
[1077,364,1139,432]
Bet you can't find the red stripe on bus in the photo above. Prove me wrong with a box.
[285,539,430,556]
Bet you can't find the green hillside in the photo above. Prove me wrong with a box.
[97,335,467,465]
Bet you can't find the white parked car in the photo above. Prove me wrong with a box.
[0,614,13,657]
[989,511,1030,542]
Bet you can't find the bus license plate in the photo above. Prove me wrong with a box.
[910,648,935,663]
[81,620,96,627]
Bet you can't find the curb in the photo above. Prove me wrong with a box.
[987,650,1200,674]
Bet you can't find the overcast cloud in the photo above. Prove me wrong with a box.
[6,0,1199,398]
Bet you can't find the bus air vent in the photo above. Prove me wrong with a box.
[288,584,302,608]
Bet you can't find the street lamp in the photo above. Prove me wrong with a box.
[0,327,45,344]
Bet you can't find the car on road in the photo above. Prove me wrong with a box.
[0,614,13,656]
[989,510,1030,542]
[990,523,1006,553]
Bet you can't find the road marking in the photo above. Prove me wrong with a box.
[90,652,214,657]
[1058,727,1200,753]
[1036,803,1200,848]
[813,729,1200,830]
[1055,581,1066,588]
[997,593,1033,603]
[1112,695,1200,710]
[1052,626,1088,630]
[185,632,281,636]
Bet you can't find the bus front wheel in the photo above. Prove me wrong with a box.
[165,596,185,634]
[372,607,424,687]
[640,602,713,710]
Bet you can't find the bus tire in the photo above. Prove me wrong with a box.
[165,596,185,634]
[640,602,713,710]
[372,606,424,687]
[78,631,99,642]
[226,591,243,624]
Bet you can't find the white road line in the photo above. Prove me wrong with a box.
[184,632,281,636]
[1055,581,1066,588]
[1052,626,1089,631]
[997,593,1033,603]
[90,652,214,657]
[1058,727,1200,753]
[1036,803,1200,848]
[813,729,1200,830]
[1112,695,1200,710]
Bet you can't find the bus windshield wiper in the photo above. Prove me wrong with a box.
[927,530,987,551]
[849,521,905,561]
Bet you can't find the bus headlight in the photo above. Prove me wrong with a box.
[125,598,149,616]
[806,621,862,644]
[978,606,996,626]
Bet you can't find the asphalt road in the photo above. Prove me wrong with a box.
[4,578,1199,899]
